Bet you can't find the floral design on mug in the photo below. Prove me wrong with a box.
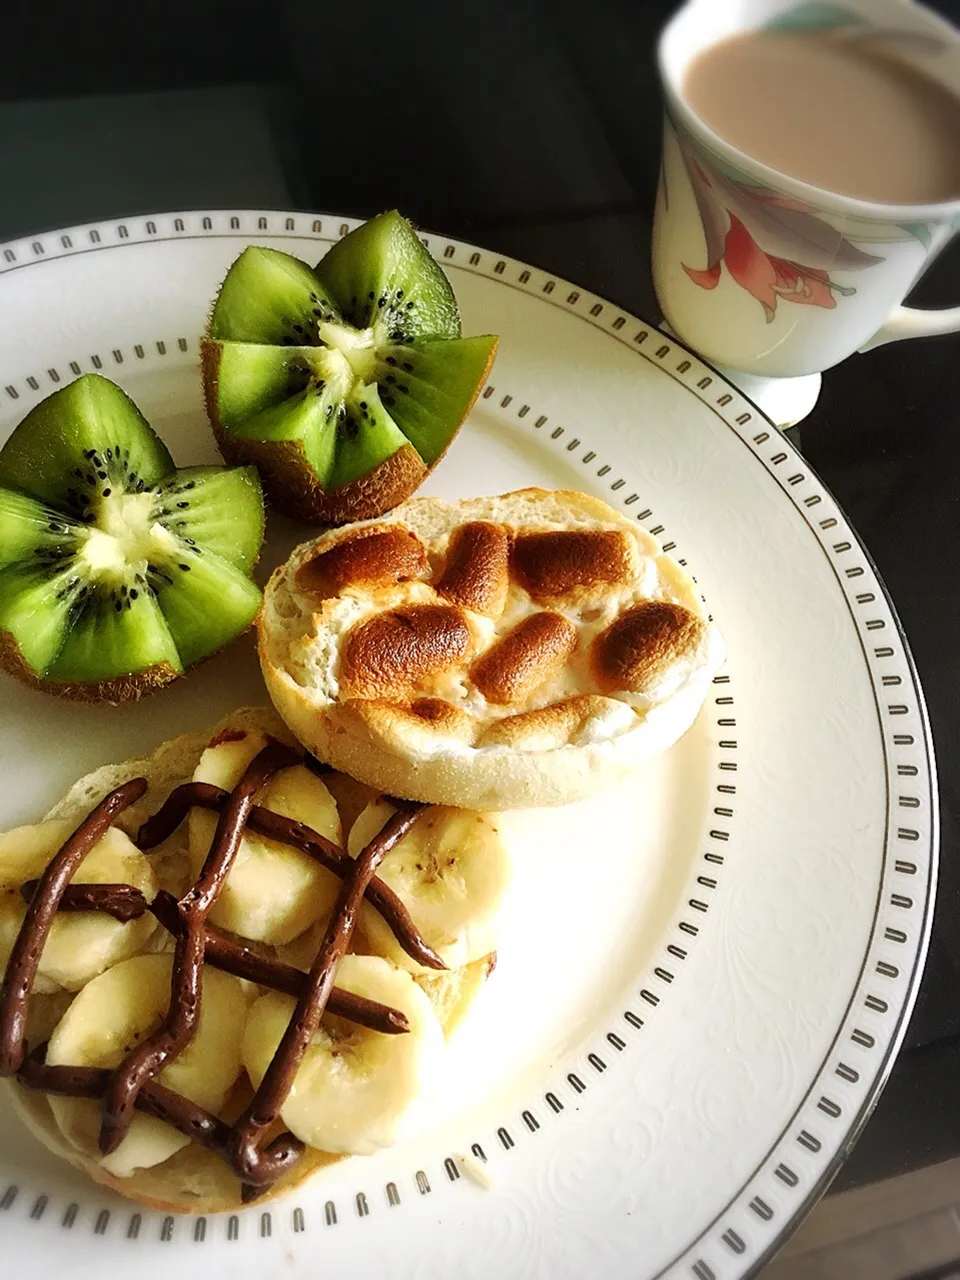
[765,2,946,59]
[680,150,884,323]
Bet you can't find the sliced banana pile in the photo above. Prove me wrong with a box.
[349,800,509,973]
[244,954,445,1156]
[46,953,250,1177]
[189,729,344,945]
[7,724,512,1175]
[278,797,510,975]
[267,798,511,1155]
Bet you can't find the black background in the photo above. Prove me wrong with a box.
[2,0,960,1193]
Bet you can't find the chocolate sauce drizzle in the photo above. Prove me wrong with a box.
[21,880,147,923]
[20,1045,231,1151]
[228,802,425,1188]
[137,783,445,971]
[0,742,433,1194]
[99,741,299,1156]
[17,883,410,1035]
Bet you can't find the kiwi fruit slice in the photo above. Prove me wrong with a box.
[0,374,264,703]
[202,210,498,524]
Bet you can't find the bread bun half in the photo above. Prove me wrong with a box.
[4,706,495,1213]
[259,489,725,809]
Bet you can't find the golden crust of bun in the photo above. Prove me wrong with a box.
[297,525,429,599]
[436,521,511,616]
[340,603,474,701]
[592,601,708,694]
[259,489,725,809]
[471,611,578,706]
[510,528,634,605]
[7,706,495,1213]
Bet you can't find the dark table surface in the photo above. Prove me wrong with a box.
[2,0,959,1201]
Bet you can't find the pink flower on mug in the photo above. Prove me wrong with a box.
[685,214,837,322]
[679,150,882,322]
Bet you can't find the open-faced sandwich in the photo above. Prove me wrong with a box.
[259,488,725,808]
[0,707,509,1211]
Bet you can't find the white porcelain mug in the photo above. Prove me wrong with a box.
[653,0,960,388]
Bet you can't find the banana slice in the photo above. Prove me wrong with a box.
[46,953,248,1177]
[242,954,443,1155]
[347,801,510,973]
[0,822,157,994]
[276,922,326,973]
[189,730,343,945]
[26,990,74,1048]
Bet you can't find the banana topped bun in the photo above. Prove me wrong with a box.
[0,707,507,1213]
[259,488,725,810]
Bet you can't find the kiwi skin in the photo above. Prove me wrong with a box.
[201,337,497,525]
[0,628,181,705]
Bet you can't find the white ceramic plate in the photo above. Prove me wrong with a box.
[0,211,937,1280]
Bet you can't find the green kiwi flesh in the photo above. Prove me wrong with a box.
[312,211,460,339]
[204,211,497,523]
[0,374,264,701]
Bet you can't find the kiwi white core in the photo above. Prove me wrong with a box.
[315,323,378,383]
[77,494,176,582]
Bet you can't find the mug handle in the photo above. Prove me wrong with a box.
[860,304,960,351]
